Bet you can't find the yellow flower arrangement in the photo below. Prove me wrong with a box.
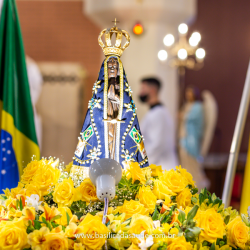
[0,158,249,250]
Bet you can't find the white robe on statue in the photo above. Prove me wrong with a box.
[140,104,178,171]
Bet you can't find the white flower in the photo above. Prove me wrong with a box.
[153,220,161,229]
[248,206,250,217]
[26,194,42,211]
[0,198,6,207]
[134,231,153,250]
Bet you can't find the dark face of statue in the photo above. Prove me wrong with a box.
[108,58,118,79]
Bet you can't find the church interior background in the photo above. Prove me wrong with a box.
[14,0,250,210]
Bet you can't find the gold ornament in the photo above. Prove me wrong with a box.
[98,18,130,57]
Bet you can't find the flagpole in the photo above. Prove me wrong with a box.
[222,60,250,207]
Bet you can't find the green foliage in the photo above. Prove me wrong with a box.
[178,209,186,224]
[152,205,160,220]
[66,212,70,225]
[187,205,199,223]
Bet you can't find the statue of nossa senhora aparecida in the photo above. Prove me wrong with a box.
[71,20,149,178]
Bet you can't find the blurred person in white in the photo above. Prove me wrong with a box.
[139,77,178,171]
[26,56,43,149]
[179,86,217,190]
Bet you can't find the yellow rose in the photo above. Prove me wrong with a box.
[76,178,98,204]
[149,164,163,177]
[56,207,73,226]
[118,200,149,219]
[77,214,109,250]
[137,186,157,213]
[226,216,249,249]
[31,164,61,196]
[128,162,146,184]
[176,188,192,208]
[25,183,43,199]
[128,214,154,244]
[21,160,43,184]
[160,169,188,193]
[28,227,50,249]
[43,232,68,250]
[10,182,26,198]
[153,179,176,199]
[176,166,196,187]
[0,219,28,250]
[53,178,77,206]
[168,236,193,250]
[198,208,225,243]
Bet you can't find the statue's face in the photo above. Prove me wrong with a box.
[108,58,118,79]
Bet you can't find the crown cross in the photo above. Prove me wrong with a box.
[112,18,119,27]
[98,19,130,57]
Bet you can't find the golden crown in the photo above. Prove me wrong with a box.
[98,19,130,57]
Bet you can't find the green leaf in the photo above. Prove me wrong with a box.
[16,199,19,210]
[187,205,199,222]
[133,180,140,185]
[42,217,48,226]
[0,195,7,200]
[152,205,159,221]
[50,214,62,222]
[66,212,70,225]
[188,227,201,235]
[224,215,230,225]
[41,217,52,231]
[210,243,215,250]
[191,188,198,195]
[51,222,60,228]
[178,209,186,223]
[19,197,23,211]
[202,241,209,247]
[34,220,42,230]
[191,197,198,204]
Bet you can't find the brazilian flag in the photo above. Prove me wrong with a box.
[0,0,40,191]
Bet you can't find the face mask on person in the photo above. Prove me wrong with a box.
[139,94,149,103]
